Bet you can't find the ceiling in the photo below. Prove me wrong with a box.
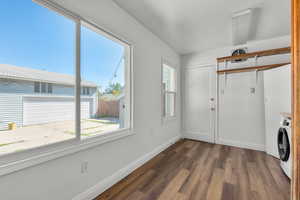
[113,0,290,54]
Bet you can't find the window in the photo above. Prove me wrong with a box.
[162,62,176,119]
[48,83,53,93]
[0,0,132,164]
[80,22,131,139]
[81,87,90,95]
[41,82,47,93]
[34,82,40,93]
[0,0,76,156]
[34,82,53,93]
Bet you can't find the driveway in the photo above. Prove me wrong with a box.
[0,118,119,155]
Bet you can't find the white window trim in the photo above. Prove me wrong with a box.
[161,58,177,123]
[34,82,53,94]
[0,0,134,177]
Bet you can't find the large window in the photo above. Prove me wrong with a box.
[0,0,76,156]
[80,22,131,138]
[0,0,131,159]
[162,62,176,119]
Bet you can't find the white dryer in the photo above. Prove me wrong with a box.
[277,116,292,179]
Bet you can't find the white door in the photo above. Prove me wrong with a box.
[23,97,92,126]
[183,65,216,143]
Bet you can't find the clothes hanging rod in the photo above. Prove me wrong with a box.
[280,112,292,119]
[217,62,291,74]
[217,47,291,63]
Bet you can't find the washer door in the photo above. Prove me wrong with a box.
[277,127,290,162]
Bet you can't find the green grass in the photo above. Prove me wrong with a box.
[64,129,107,137]
[0,140,25,147]
[83,125,105,130]
[64,119,118,137]
[83,119,118,125]
[64,130,93,137]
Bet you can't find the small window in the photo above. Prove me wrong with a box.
[48,83,53,93]
[34,82,40,93]
[41,82,47,93]
[162,63,176,119]
[82,87,86,95]
[81,87,90,95]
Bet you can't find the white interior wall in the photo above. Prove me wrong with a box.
[0,0,181,199]
[264,64,292,158]
[218,71,266,150]
[182,35,291,151]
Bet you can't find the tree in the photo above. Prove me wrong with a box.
[104,83,122,96]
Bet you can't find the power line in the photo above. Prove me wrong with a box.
[109,54,124,85]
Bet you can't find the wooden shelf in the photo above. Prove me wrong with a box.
[217,62,291,74]
[281,112,292,119]
[217,47,291,63]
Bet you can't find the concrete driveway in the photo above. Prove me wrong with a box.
[0,118,119,155]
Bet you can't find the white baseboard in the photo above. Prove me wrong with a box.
[266,150,279,159]
[72,135,181,200]
[217,138,265,151]
[183,131,212,143]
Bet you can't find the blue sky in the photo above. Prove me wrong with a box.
[0,0,124,90]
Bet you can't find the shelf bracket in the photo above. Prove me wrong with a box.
[224,60,228,90]
[255,69,259,84]
[254,56,259,85]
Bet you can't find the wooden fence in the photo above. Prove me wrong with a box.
[97,100,120,117]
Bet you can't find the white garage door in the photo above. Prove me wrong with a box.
[23,97,93,126]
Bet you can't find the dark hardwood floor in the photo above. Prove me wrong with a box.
[95,139,290,200]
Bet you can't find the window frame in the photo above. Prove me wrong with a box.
[41,82,47,93]
[81,87,90,95]
[0,0,134,176]
[34,82,53,93]
[161,59,177,122]
[34,81,40,93]
[80,20,133,139]
[47,83,53,93]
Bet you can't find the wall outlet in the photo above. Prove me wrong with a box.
[81,161,88,174]
[250,87,256,94]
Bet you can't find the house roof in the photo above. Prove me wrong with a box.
[0,64,97,87]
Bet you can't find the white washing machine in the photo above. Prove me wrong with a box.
[277,116,292,179]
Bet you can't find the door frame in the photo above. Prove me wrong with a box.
[292,0,300,199]
[183,64,216,143]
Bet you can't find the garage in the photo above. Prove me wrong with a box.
[23,97,93,126]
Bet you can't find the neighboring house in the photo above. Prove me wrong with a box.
[0,64,98,130]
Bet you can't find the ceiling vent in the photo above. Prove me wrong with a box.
[231,48,248,63]
[232,9,254,45]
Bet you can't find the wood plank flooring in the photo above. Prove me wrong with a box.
[95,139,290,200]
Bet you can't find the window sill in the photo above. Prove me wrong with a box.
[0,128,133,177]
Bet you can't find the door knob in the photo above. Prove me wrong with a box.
[211,108,215,111]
